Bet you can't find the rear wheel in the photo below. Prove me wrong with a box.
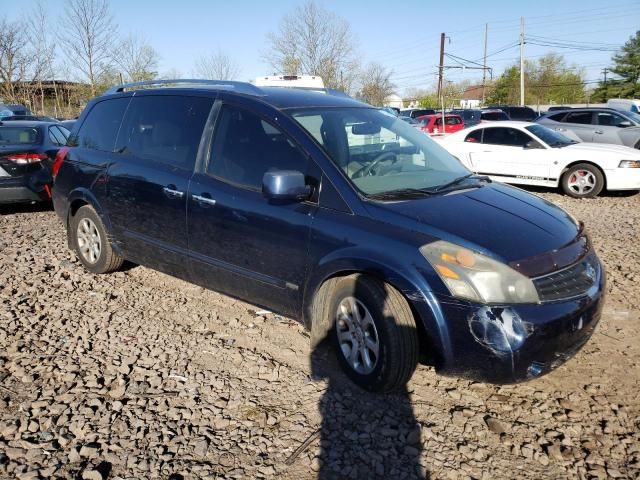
[327,275,419,392]
[71,205,123,273]
[562,163,604,198]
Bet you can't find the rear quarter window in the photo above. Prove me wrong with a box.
[75,98,130,151]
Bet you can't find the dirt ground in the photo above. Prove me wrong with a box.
[0,189,638,480]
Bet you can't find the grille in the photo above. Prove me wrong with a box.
[533,254,599,302]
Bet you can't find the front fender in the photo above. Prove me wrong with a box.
[302,247,454,365]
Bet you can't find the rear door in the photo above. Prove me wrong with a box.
[105,93,213,278]
[187,97,318,317]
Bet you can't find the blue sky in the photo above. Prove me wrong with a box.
[3,0,639,94]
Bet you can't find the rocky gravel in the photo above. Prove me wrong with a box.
[0,190,639,479]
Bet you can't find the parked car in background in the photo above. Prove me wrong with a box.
[450,109,482,128]
[478,109,510,122]
[547,106,572,111]
[2,115,60,122]
[416,114,464,134]
[440,121,640,198]
[0,120,69,204]
[536,108,640,149]
[399,115,423,129]
[489,105,538,122]
[400,108,436,118]
[607,98,640,114]
[53,79,604,392]
[0,104,32,116]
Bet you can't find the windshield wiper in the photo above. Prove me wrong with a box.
[429,174,491,193]
[368,188,433,200]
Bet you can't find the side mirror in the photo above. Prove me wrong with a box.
[618,120,632,128]
[524,140,544,149]
[262,170,311,201]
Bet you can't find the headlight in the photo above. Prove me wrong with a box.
[420,240,539,304]
[618,160,640,168]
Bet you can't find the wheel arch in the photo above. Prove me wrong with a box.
[559,160,607,190]
[302,255,452,367]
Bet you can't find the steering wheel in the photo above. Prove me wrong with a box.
[353,152,398,179]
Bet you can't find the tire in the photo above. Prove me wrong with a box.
[327,274,419,393]
[70,205,123,274]
[561,163,604,198]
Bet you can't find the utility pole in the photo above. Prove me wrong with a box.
[437,32,445,99]
[481,23,488,106]
[519,17,525,106]
[601,68,609,100]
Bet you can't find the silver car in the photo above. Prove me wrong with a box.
[536,108,640,149]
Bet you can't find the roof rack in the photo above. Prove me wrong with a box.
[103,79,265,96]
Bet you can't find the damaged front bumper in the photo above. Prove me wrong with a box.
[429,259,605,384]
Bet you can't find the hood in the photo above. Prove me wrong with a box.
[364,183,579,263]
[564,142,640,158]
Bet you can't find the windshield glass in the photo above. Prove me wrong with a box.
[525,124,574,147]
[291,107,470,196]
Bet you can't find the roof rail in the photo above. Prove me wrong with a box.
[103,79,265,96]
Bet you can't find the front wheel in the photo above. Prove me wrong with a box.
[328,275,419,392]
[561,163,604,198]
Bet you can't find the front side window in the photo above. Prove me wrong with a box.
[482,127,533,147]
[292,107,469,196]
[76,98,130,151]
[564,112,593,125]
[597,112,627,127]
[208,104,308,190]
[117,95,213,169]
[465,129,483,143]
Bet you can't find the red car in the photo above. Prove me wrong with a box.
[416,114,464,134]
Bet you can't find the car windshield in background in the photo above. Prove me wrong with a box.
[292,107,470,197]
[525,124,575,147]
[0,127,41,145]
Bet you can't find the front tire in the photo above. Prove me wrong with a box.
[561,163,604,198]
[328,275,419,392]
[71,205,123,274]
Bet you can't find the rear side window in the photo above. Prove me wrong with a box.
[0,127,41,145]
[208,104,307,189]
[76,98,130,151]
[465,129,483,142]
[49,126,67,146]
[564,112,593,125]
[117,95,213,170]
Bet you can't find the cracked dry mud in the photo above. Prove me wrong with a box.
[0,190,639,480]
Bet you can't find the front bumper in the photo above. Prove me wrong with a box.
[605,168,640,191]
[425,257,605,383]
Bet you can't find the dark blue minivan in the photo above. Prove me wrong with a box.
[52,80,605,392]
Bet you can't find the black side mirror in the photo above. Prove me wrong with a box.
[262,170,311,201]
[618,120,632,128]
[524,140,544,149]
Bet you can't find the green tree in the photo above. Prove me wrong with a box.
[592,30,640,101]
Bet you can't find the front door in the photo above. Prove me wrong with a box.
[105,93,213,278]
[469,127,550,185]
[187,99,317,317]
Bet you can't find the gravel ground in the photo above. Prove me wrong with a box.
[0,190,639,480]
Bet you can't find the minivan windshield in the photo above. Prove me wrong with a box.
[291,107,471,197]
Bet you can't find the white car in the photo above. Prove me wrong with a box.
[439,121,640,198]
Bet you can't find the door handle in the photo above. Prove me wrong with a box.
[594,130,604,134]
[162,185,184,199]
[192,194,217,206]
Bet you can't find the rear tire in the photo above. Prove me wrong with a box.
[561,163,604,198]
[71,205,123,274]
[327,274,419,393]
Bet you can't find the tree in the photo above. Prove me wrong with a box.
[592,30,640,101]
[193,50,240,80]
[27,0,56,112]
[0,17,30,102]
[112,34,159,83]
[357,63,395,106]
[60,0,116,96]
[263,1,358,91]
[487,54,586,106]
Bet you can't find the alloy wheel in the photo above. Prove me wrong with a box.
[335,296,380,375]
